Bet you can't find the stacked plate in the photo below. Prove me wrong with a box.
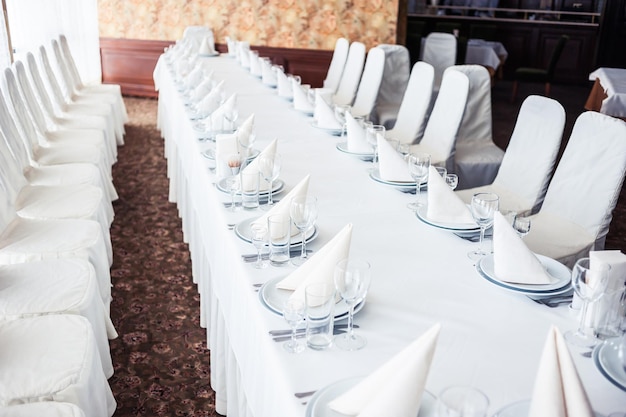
[415,206,480,238]
[335,142,373,162]
[369,169,420,193]
[593,336,626,392]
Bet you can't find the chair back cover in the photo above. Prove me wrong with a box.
[3,68,43,151]
[182,25,214,52]
[387,61,434,145]
[419,68,469,171]
[493,95,565,213]
[38,45,69,110]
[371,44,410,126]
[541,111,626,244]
[0,89,33,171]
[0,128,27,205]
[12,61,49,136]
[59,35,85,89]
[25,52,59,123]
[323,37,349,92]
[421,32,457,91]
[350,46,386,119]
[51,38,78,98]
[333,42,366,106]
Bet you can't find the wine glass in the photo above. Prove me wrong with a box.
[250,223,268,269]
[258,153,281,209]
[512,216,531,239]
[565,257,610,350]
[224,107,239,131]
[238,132,256,158]
[289,195,318,266]
[365,123,385,171]
[334,258,372,350]
[437,386,490,417]
[222,153,245,212]
[406,152,431,211]
[467,192,499,260]
[445,173,459,190]
[434,166,447,178]
[334,104,351,136]
[282,298,306,353]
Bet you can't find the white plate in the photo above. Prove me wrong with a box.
[335,141,374,161]
[234,217,317,245]
[306,377,436,417]
[415,205,479,232]
[201,148,260,161]
[369,169,420,193]
[216,177,284,197]
[259,276,364,319]
[593,337,626,392]
[476,254,572,295]
[492,399,604,417]
[311,121,343,136]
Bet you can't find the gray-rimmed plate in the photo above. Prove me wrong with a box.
[335,141,374,161]
[201,148,260,161]
[415,205,479,233]
[216,177,284,197]
[311,121,343,136]
[234,217,317,245]
[593,337,626,392]
[492,399,604,417]
[369,169,421,193]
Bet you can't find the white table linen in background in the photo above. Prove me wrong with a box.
[466,39,508,70]
[154,54,626,417]
[589,67,626,118]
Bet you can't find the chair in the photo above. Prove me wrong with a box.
[455,95,565,215]
[370,44,411,128]
[349,46,386,119]
[524,111,626,268]
[385,61,434,145]
[408,69,469,171]
[511,35,569,101]
[332,42,366,106]
[449,65,504,189]
[323,37,349,93]
[0,402,86,417]
[0,315,116,416]
[421,32,457,91]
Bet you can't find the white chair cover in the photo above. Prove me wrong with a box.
[0,315,116,417]
[371,44,411,128]
[0,402,85,417]
[333,42,366,106]
[524,112,626,267]
[409,69,469,171]
[421,32,457,91]
[386,61,434,145]
[456,95,565,215]
[0,259,116,377]
[450,64,505,189]
[323,37,349,92]
[350,46,386,119]
[182,25,214,52]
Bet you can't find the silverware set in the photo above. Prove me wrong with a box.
[271,325,354,343]
[241,249,312,263]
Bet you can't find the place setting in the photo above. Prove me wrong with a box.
[311,90,344,136]
[335,111,374,162]
[368,131,419,193]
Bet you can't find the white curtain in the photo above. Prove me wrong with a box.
[0,3,12,70]
[5,0,101,84]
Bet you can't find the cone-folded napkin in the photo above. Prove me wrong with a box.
[426,166,475,224]
[314,92,342,130]
[241,138,277,192]
[251,175,310,236]
[377,135,413,182]
[346,112,372,154]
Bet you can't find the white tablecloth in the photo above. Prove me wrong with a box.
[589,67,626,118]
[154,54,626,417]
[466,39,507,70]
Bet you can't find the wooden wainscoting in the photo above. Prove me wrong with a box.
[100,38,333,98]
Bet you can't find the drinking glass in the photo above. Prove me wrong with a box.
[258,153,281,209]
[445,173,459,190]
[334,104,351,136]
[334,258,372,350]
[512,216,531,239]
[282,298,306,353]
[434,166,447,178]
[467,193,499,260]
[437,386,490,417]
[238,132,256,158]
[365,124,385,171]
[290,195,318,266]
[565,257,610,350]
[222,153,245,212]
[249,223,268,269]
[397,143,410,158]
[406,152,431,211]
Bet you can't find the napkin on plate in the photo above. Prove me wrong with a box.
[189,72,215,102]
[426,166,475,224]
[236,113,255,147]
[249,51,262,76]
[377,135,413,182]
[261,60,277,86]
[241,138,277,192]
[195,80,224,117]
[276,69,293,99]
[251,175,310,234]
[528,326,594,417]
[210,93,237,130]
[276,223,353,304]
[292,81,314,113]
[313,92,342,130]
[346,112,373,154]
[214,133,240,178]
[238,42,251,67]
[588,250,626,330]
[226,36,237,56]
[183,64,205,91]
[328,323,441,417]
[198,36,216,55]
[493,211,556,285]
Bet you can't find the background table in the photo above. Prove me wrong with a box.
[154,54,626,417]
[586,67,626,119]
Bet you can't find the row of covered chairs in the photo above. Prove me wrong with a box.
[0,35,126,417]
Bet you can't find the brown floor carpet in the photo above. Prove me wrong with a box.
[108,83,625,416]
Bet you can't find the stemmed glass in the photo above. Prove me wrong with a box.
[512,216,531,239]
[258,153,281,209]
[249,223,268,269]
[224,107,239,132]
[365,124,385,171]
[406,152,431,211]
[334,258,372,350]
[290,195,318,266]
[222,153,245,212]
[565,257,610,350]
[238,132,256,159]
[282,298,306,353]
[334,104,351,136]
[445,173,459,190]
[467,192,499,260]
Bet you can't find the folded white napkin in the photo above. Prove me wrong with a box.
[251,174,310,233]
[261,61,277,86]
[528,326,594,417]
[195,80,224,116]
[328,323,441,417]
[226,36,237,56]
[249,51,262,76]
[210,93,237,130]
[276,69,293,99]
[314,91,342,130]
[346,112,372,153]
[215,133,240,178]
[183,64,205,91]
[377,135,413,182]
[493,211,555,285]
[588,250,626,330]
[426,166,475,224]
[198,36,215,55]
[236,113,255,146]
[241,138,277,192]
[277,223,353,304]
[238,42,251,67]
[189,72,215,102]
[292,81,314,113]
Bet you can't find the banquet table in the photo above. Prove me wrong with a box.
[586,67,626,119]
[465,39,507,75]
[154,53,625,417]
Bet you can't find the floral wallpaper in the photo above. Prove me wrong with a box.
[97,0,399,50]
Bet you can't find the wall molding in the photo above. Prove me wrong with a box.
[100,38,333,98]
